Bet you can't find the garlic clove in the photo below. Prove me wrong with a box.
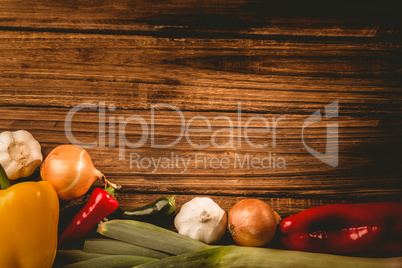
[0,142,8,152]
[30,146,43,161]
[0,131,13,145]
[13,130,32,142]
[21,158,42,178]
[25,135,43,163]
[0,151,9,163]
[193,227,205,243]
[3,158,20,180]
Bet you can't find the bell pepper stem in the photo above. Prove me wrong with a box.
[0,164,11,190]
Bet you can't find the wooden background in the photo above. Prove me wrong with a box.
[1,0,401,221]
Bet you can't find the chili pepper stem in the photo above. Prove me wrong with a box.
[105,187,116,199]
[166,196,176,215]
[0,163,11,190]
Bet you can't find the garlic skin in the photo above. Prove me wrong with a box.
[0,130,43,180]
[174,197,227,244]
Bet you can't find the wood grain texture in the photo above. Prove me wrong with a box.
[116,193,349,219]
[1,31,400,114]
[0,1,401,220]
[0,0,400,38]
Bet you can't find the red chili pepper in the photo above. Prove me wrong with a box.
[58,187,118,247]
[279,202,402,254]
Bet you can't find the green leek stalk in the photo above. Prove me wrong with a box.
[60,255,156,268]
[84,238,170,259]
[96,220,402,268]
[134,246,402,268]
[97,220,211,255]
[53,250,106,267]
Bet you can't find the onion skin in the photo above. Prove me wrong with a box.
[40,145,103,201]
[228,199,280,247]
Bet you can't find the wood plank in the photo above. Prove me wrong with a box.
[2,107,400,201]
[115,193,363,219]
[0,31,400,116]
[0,24,400,212]
[0,0,400,38]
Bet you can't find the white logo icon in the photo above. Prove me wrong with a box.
[302,101,338,167]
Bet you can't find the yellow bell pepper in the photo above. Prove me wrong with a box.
[0,165,59,268]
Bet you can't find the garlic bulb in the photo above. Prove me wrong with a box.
[0,130,43,180]
[174,197,227,244]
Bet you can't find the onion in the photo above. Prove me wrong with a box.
[40,144,119,201]
[228,199,281,247]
